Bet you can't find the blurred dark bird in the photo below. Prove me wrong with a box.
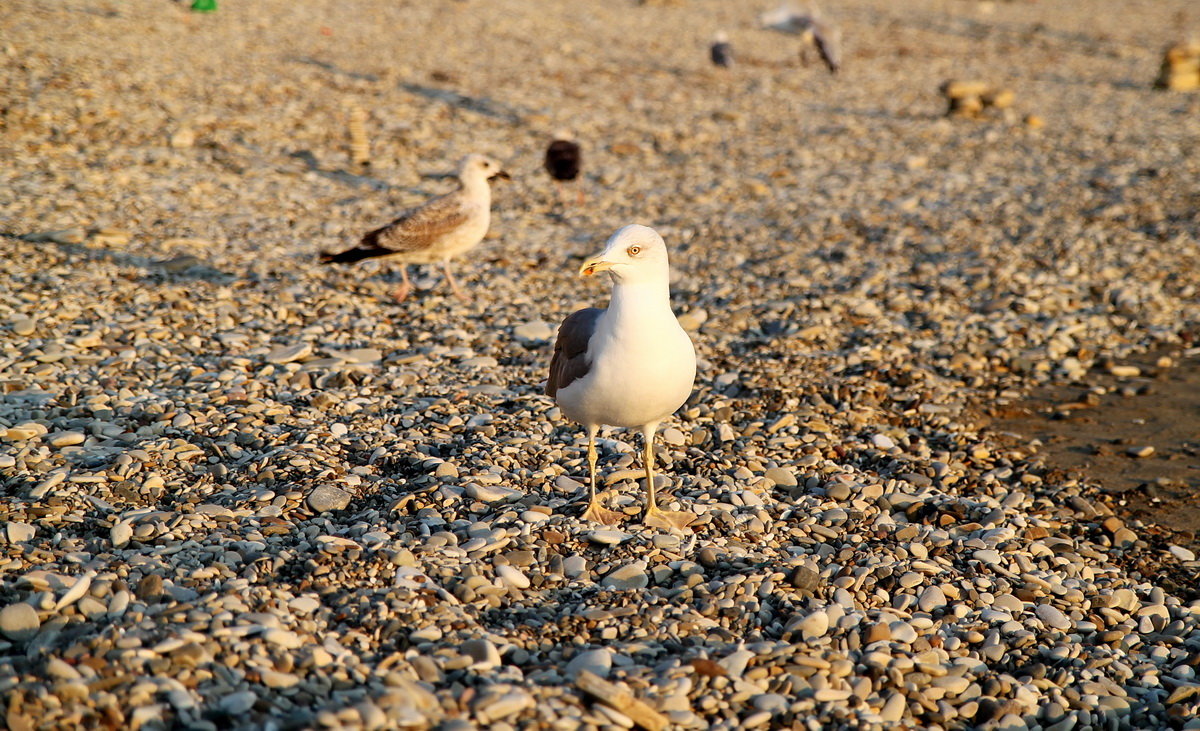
[320,154,508,302]
[710,32,734,68]
[544,135,584,205]
[760,2,842,74]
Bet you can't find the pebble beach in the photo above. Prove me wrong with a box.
[2,0,1200,729]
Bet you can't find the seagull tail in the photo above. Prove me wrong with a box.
[318,245,393,264]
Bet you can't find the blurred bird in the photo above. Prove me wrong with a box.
[544,134,584,205]
[760,2,842,74]
[710,31,734,68]
[320,154,508,302]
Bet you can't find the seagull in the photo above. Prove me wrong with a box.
[544,135,583,205]
[760,2,842,74]
[710,32,734,68]
[807,14,841,74]
[320,154,509,301]
[546,225,697,529]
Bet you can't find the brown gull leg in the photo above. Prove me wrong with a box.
[640,422,695,530]
[441,259,469,301]
[580,424,623,525]
[392,266,412,303]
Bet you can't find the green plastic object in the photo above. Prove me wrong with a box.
[191,0,217,12]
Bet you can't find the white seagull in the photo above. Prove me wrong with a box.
[320,154,509,301]
[760,2,842,74]
[546,225,697,529]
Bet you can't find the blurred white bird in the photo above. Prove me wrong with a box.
[760,2,842,74]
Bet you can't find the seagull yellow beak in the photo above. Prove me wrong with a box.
[579,255,616,277]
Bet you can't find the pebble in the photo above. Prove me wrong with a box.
[871,434,896,450]
[307,485,352,512]
[264,629,304,649]
[10,316,36,336]
[0,603,40,642]
[289,596,321,613]
[601,561,649,590]
[261,669,300,689]
[752,693,789,715]
[588,529,632,546]
[265,342,312,364]
[880,693,907,722]
[797,610,829,640]
[565,648,612,679]
[220,691,257,715]
[465,483,524,502]
[677,307,708,331]
[791,566,820,592]
[919,585,948,613]
[55,572,92,610]
[47,431,85,447]
[476,690,534,724]
[6,522,35,543]
[496,564,530,589]
[110,522,133,547]
[1169,545,1196,562]
[765,467,797,487]
[513,320,556,342]
[1036,604,1072,631]
[461,639,502,670]
[1112,528,1138,548]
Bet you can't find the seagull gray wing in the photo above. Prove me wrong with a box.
[546,307,604,398]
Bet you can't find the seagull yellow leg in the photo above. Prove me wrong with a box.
[442,260,469,301]
[641,423,695,530]
[581,425,623,525]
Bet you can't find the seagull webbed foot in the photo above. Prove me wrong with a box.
[581,500,625,525]
[643,506,696,531]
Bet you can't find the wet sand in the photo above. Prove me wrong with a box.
[989,346,1200,530]
[987,345,1200,599]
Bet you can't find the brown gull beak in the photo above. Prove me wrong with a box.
[491,169,511,181]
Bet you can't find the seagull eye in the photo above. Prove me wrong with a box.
[627,246,641,256]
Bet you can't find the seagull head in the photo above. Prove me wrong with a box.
[459,154,511,183]
[579,224,670,285]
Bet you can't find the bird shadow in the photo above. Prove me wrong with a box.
[1,233,231,282]
[398,82,527,126]
[802,102,940,124]
[286,56,528,124]
[895,12,1136,62]
[287,150,415,194]
[287,55,381,82]
[1031,71,1150,92]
